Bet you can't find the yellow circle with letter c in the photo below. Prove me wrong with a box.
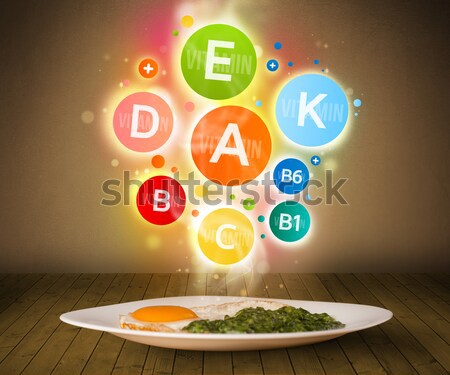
[198,208,254,265]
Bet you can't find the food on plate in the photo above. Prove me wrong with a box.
[120,300,345,333]
[119,305,199,332]
[185,305,345,333]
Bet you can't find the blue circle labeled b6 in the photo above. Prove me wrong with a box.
[273,158,309,194]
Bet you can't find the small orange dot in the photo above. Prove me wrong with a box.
[139,58,158,78]
[151,155,165,168]
[171,167,178,173]
[191,209,199,217]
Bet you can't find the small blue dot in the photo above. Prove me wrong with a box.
[266,59,279,72]
[321,69,325,72]
[314,59,319,64]
[274,42,282,50]
[310,155,321,166]
[256,100,262,107]
[306,194,311,201]
[353,99,362,107]
[288,61,293,67]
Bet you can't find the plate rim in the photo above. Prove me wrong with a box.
[60,295,393,340]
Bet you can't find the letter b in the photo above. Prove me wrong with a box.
[153,189,170,212]
[279,213,293,231]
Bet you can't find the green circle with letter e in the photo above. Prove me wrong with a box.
[269,201,311,242]
[181,24,257,99]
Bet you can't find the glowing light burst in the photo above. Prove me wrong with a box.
[99,1,355,273]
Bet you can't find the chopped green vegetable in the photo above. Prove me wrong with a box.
[183,306,345,334]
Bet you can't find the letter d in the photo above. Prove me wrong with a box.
[130,104,160,139]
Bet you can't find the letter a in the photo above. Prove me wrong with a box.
[210,123,249,166]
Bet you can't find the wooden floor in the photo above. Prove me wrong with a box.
[0,274,448,375]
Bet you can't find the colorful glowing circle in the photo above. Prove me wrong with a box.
[113,92,173,152]
[138,58,158,78]
[242,198,255,210]
[276,74,348,147]
[273,158,310,194]
[191,106,272,186]
[151,155,165,168]
[269,201,310,242]
[181,15,194,28]
[181,24,257,99]
[198,208,254,265]
[136,176,186,225]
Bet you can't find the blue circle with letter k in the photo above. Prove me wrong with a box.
[276,74,349,147]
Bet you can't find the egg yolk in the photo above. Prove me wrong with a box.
[130,306,198,322]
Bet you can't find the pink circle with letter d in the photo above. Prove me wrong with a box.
[113,92,173,152]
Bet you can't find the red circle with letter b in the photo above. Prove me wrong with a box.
[136,176,186,225]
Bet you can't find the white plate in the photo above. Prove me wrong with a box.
[60,296,392,351]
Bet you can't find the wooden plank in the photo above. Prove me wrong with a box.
[259,274,295,375]
[244,272,267,298]
[226,273,247,297]
[356,274,450,372]
[227,273,264,375]
[20,274,115,375]
[429,274,450,289]
[410,274,450,303]
[83,274,151,375]
[142,274,171,375]
[143,274,186,375]
[374,274,450,343]
[281,273,326,375]
[0,274,62,336]
[172,273,205,375]
[144,273,170,299]
[319,273,402,375]
[52,273,133,375]
[0,273,44,313]
[173,350,203,375]
[281,273,312,301]
[111,274,153,375]
[186,273,206,296]
[0,273,27,292]
[392,273,450,321]
[299,274,357,375]
[203,273,232,375]
[206,273,227,296]
[166,273,189,297]
[0,273,93,374]
[0,273,79,363]
[339,274,446,375]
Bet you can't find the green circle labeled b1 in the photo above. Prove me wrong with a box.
[181,24,257,99]
[269,201,311,242]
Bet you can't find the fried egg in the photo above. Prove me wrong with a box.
[119,306,200,332]
[119,300,288,332]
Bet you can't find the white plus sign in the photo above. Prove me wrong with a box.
[313,157,319,164]
[143,63,154,74]
[269,62,276,69]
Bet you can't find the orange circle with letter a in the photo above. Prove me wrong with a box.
[191,106,272,186]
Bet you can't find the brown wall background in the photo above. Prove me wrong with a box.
[0,0,449,272]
